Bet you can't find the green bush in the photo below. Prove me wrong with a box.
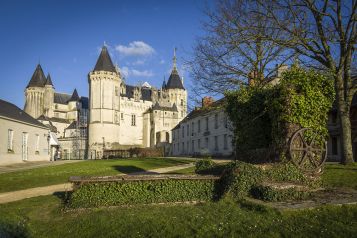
[218,161,264,199]
[195,159,216,174]
[251,185,311,202]
[265,162,307,183]
[69,179,217,208]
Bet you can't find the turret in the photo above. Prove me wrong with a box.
[24,64,47,119]
[164,48,187,119]
[88,45,121,156]
[44,73,55,117]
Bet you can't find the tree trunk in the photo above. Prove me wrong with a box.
[339,111,354,164]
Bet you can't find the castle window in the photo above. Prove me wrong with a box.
[214,114,218,129]
[181,99,184,106]
[214,136,218,151]
[7,129,14,151]
[198,120,201,133]
[205,117,209,131]
[182,126,184,138]
[224,134,228,149]
[115,86,119,96]
[224,116,228,128]
[55,104,58,109]
[198,139,201,149]
[35,134,40,152]
[121,113,124,120]
[187,125,189,136]
[131,114,136,126]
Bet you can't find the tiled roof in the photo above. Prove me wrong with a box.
[121,85,152,101]
[54,92,72,104]
[166,68,185,90]
[68,89,80,102]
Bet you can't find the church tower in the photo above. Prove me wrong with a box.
[24,64,47,119]
[164,49,187,119]
[88,45,121,157]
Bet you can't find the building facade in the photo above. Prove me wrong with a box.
[172,97,234,157]
[88,46,187,158]
[0,99,50,165]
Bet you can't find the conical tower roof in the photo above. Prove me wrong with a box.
[162,78,166,89]
[68,89,80,102]
[93,45,116,73]
[45,73,54,87]
[166,48,185,90]
[26,64,47,88]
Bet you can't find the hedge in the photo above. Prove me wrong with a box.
[69,177,219,208]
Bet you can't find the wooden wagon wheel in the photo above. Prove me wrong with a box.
[289,128,327,173]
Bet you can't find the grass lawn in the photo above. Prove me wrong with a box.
[0,194,356,238]
[322,162,357,189]
[0,158,191,193]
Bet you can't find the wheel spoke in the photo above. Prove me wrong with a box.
[298,132,307,147]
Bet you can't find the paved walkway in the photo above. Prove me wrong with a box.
[0,160,83,174]
[0,162,200,204]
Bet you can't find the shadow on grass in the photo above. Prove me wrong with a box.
[112,165,150,174]
[0,219,30,238]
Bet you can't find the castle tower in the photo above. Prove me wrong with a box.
[24,64,47,119]
[88,45,121,157]
[43,73,54,117]
[67,88,80,121]
[164,48,187,119]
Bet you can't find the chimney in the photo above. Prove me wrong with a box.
[202,96,214,108]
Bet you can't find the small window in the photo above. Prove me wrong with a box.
[214,114,218,129]
[198,120,201,132]
[182,126,185,137]
[35,134,40,152]
[121,113,124,120]
[192,140,194,152]
[8,129,14,151]
[205,117,209,131]
[205,137,209,148]
[115,86,119,96]
[181,99,184,106]
[224,134,228,149]
[198,139,201,149]
[224,116,228,128]
[187,125,189,136]
[131,114,136,126]
[214,136,218,150]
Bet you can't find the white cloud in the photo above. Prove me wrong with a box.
[132,59,145,65]
[120,66,130,78]
[120,67,154,78]
[132,69,154,77]
[115,41,155,56]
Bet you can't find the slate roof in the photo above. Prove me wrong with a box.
[54,92,72,104]
[166,68,185,90]
[0,99,47,128]
[66,121,77,130]
[152,102,178,112]
[94,46,116,73]
[26,64,47,88]
[174,98,226,127]
[45,73,54,86]
[68,89,80,102]
[121,85,152,101]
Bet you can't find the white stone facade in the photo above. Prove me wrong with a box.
[172,98,234,157]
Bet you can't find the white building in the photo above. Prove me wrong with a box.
[172,97,234,157]
[0,99,50,165]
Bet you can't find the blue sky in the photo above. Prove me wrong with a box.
[0,0,210,108]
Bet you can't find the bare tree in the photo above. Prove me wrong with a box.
[188,0,293,97]
[257,0,356,164]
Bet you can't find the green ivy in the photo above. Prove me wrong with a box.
[225,67,335,162]
[251,185,311,202]
[195,159,216,174]
[69,179,217,208]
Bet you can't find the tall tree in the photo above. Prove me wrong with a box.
[257,0,356,164]
[188,0,292,98]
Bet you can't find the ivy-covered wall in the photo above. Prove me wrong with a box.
[225,67,335,162]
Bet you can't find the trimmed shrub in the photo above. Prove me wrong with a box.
[195,159,216,174]
[264,162,307,183]
[251,185,311,202]
[69,179,218,208]
[219,161,264,199]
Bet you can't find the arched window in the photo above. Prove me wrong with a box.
[166,132,170,142]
